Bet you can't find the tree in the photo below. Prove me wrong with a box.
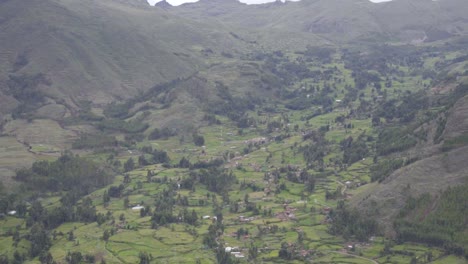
[102,230,110,242]
[15,201,27,218]
[244,193,249,204]
[427,251,433,262]
[193,133,205,146]
[13,251,25,264]
[68,231,75,241]
[371,116,381,127]
[278,242,294,260]
[138,252,151,264]
[305,174,316,192]
[123,174,131,184]
[0,255,8,264]
[29,201,44,224]
[103,190,110,204]
[66,252,83,264]
[28,223,51,257]
[123,196,129,209]
[248,243,258,260]
[216,247,237,264]
[342,134,369,165]
[146,170,152,182]
[178,157,190,168]
[124,158,135,172]
[138,155,148,167]
[39,251,54,264]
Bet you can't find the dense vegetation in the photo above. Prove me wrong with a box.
[15,153,112,196]
[395,185,468,258]
[329,201,379,242]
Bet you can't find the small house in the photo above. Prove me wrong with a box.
[132,205,144,211]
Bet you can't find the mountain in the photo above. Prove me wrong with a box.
[1,0,467,116]
[0,0,246,113]
[172,0,468,45]
[155,0,173,9]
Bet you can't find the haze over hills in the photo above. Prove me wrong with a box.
[149,0,390,6]
[168,0,468,44]
[1,0,466,115]
[0,0,467,262]
[0,0,247,110]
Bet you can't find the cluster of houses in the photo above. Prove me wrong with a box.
[244,137,268,145]
[238,215,256,223]
[275,205,297,221]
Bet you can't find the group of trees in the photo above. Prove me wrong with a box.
[16,153,113,197]
[373,91,429,123]
[0,154,115,261]
[8,197,101,260]
[140,146,170,165]
[328,201,378,242]
[370,158,405,182]
[148,127,176,140]
[300,130,328,170]
[340,134,369,165]
[151,188,177,227]
[97,119,149,134]
[150,191,199,227]
[190,168,237,194]
[376,126,417,156]
[192,133,205,147]
[72,133,118,149]
[301,45,335,64]
[208,82,260,126]
[395,185,468,258]
[7,73,50,119]
[122,147,170,172]
[278,242,306,261]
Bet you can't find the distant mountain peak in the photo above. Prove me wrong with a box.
[178,0,244,9]
[196,0,240,4]
[155,0,172,8]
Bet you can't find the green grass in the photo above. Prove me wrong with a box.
[431,255,468,264]
[443,133,468,151]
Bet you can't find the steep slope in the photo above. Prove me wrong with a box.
[0,0,245,111]
[352,85,468,235]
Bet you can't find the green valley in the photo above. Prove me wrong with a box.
[0,0,467,263]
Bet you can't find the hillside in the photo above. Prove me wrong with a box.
[0,0,246,110]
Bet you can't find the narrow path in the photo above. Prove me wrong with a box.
[333,179,347,196]
[327,250,379,264]
[105,242,129,264]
